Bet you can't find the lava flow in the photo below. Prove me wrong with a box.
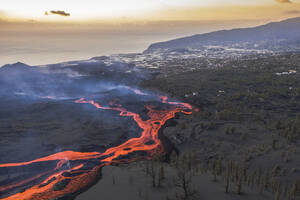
[0,90,193,200]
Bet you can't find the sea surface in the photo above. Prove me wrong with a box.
[0,19,265,66]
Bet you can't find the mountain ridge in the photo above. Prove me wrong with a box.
[144,17,300,53]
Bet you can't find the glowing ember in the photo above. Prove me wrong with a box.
[0,90,193,200]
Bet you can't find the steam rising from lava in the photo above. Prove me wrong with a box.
[0,60,147,99]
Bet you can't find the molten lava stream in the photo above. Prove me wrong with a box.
[0,94,193,200]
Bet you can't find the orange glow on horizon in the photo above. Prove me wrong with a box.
[0,0,299,23]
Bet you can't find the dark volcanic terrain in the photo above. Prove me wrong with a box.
[140,52,300,200]
[1,17,300,200]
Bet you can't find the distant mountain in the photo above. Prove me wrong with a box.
[0,62,33,72]
[144,17,300,53]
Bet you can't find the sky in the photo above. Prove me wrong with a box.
[1,0,300,21]
[0,0,300,66]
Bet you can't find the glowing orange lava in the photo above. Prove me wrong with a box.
[0,91,193,200]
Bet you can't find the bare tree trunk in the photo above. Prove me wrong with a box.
[151,160,156,187]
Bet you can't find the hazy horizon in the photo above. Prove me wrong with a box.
[1,0,300,66]
[0,18,296,66]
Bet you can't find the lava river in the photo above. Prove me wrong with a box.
[0,89,194,200]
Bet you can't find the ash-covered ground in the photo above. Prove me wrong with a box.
[0,51,299,200]
[139,52,300,200]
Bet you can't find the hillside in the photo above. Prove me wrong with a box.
[145,17,300,53]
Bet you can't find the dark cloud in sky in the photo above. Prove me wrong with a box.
[276,0,292,3]
[45,10,70,17]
